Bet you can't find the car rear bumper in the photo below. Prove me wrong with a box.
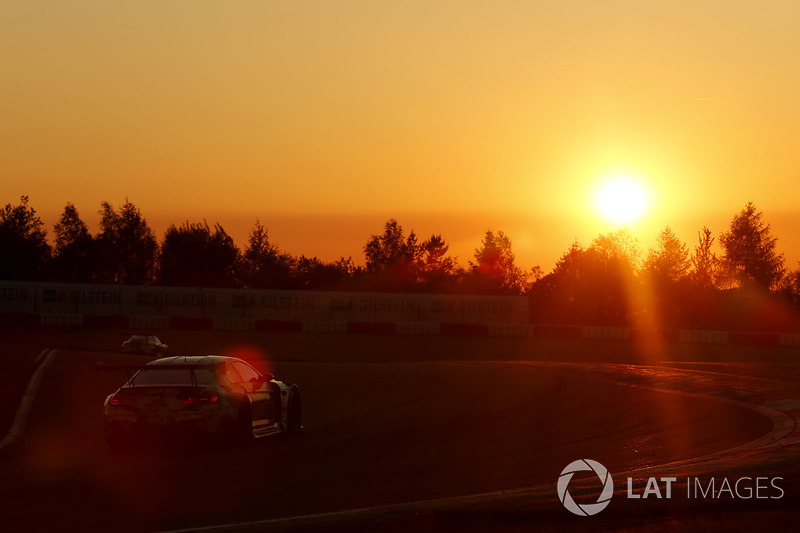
[104,408,227,440]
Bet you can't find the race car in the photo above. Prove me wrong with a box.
[121,334,169,355]
[101,355,301,449]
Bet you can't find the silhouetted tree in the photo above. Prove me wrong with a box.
[291,255,360,290]
[643,227,689,283]
[529,265,544,283]
[777,266,800,306]
[533,243,580,320]
[534,241,621,324]
[159,221,239,287]
[363,219,421,290]
[418,235,461,292]
[239,220,294,288]
[534,230,643,324]
[590,227,641,274]
[690,226,720,289]
[50,203,95,282]
[95,200,158,284]
[0,196,50,280]
[640,227,693,327]
[468,230,526,294]
[719,202,784,290]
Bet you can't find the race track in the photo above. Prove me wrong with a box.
[0,345,773,533]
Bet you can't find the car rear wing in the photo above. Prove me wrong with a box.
[95,362,216,387]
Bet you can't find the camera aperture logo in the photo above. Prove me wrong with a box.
[557,459,614,516]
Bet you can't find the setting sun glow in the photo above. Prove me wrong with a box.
[2,2,800,269]
[595,176,649,224]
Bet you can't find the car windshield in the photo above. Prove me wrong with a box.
[130,367,216,386]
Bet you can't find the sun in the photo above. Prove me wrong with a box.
[595,174,649,224]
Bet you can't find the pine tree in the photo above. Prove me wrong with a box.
[719,202,784,290]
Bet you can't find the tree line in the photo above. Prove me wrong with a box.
[2,196,799,329]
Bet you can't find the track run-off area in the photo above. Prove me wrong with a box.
[1,330,800,532]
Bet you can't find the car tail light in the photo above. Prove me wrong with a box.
[179,389,218,405]
[110,389,135,406]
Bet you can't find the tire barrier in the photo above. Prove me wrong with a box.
[678,329,729,344]
[302,321,347,334]
[440,323,490,336]
[213,318,257,331]
[82,314,128,328]
[396,322,441,336]
[254,319,303,332]
[129,315,170,330]
[582,326,630,340]
[0,281,529,324]
[168,317,214,330]
[15,311,800,346]
[489,323,536,337]
[39,313,83,327]
[532,324,583,339]
[779,333,800,346]
[728,331,780,346]
[346,322,396,335]
[629,328,679,342]
[0,312,37,326]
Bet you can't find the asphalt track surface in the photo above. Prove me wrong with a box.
[0,343,779,533]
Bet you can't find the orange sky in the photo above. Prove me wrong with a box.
[2,1,799,272]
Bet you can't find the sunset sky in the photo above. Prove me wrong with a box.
[2,1,799,272]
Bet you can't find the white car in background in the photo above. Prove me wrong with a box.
[121,334,169,355]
